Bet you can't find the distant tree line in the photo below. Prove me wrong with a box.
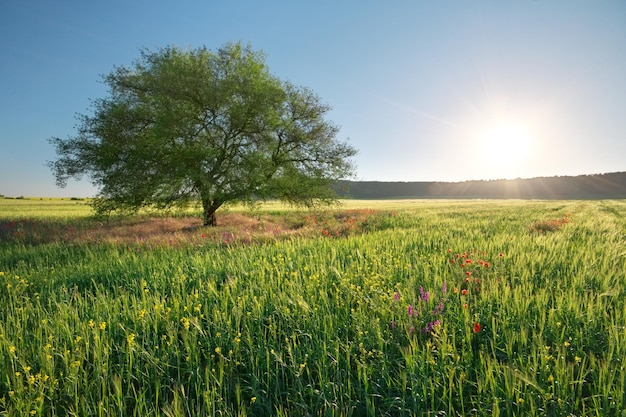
[334,172,626,200]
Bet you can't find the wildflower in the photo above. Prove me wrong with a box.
[423,319,441,333]
[251,397,257,404]
[442,282,447,293]
[393,292,399,301]
[408,305,414,317]
[575,356,582,363]
[419,286,429,302]
[547,374,554,383]
[9,345,16,354]
[473,322,481,333]
[99,322,107,331]
[461,289,468,295]
[88,320,95,329]
[433,302,444,315]
[181,317,190,331]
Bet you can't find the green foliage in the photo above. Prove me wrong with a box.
[1,200,625,416]
[48,42,357,226]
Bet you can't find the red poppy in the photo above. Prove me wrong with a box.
[473,323,481,333]
[461,289,468,295]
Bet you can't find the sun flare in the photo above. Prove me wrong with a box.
[478,120,533,176]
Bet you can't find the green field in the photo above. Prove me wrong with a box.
[1,198,625,416]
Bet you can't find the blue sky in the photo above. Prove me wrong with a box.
[1,1,625,197]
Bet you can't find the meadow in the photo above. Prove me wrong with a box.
[1,198,625,416]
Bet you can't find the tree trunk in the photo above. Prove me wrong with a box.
[201,198,221,226]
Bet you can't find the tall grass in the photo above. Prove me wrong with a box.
[1,199,625,416]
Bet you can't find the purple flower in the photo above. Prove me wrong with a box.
[394,292,399,302]
[423,319,441,333]
[442,281,447,294]
[433,302,444,315]
[408,305,414,317]
[419,286,429,302]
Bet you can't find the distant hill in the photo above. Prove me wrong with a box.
[335,172,626,200]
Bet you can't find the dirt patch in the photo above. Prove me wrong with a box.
[1,209,390,247]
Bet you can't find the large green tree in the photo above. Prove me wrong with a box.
[49,42,357,225]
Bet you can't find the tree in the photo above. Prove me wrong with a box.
[48,42,357,225]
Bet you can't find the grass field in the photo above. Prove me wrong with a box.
[1,198,625,416]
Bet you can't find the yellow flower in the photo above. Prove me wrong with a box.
[564,341,570,347]
[181,317,190,331]
[575,356,582,363]
[9,345,16,354]
[214,347,221,354]
[251,397,257,404]
[88,320,95,329]
[517,398,524,404]
[547,374,554,383]
[99,322,106,331]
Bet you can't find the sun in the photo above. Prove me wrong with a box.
[478,120,533,176]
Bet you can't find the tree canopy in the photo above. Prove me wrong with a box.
[49,42,357,225]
